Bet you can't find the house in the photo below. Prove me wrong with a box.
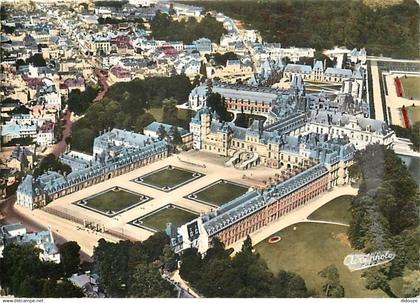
[144,121,192,148]
[7,145,34,171]
[0,223,60,263]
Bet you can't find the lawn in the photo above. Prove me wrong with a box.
[188,180,249,207]
[136,165,201,191]
[80,187,149,216]
[255,222,386,298]
[148,106,192,123]
[307,195,353,224]
[138,205,198,231]
[400,76,420,100]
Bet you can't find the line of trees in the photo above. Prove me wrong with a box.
[190,0,419,59]
[179,236,310,297]
[348,144,419,297]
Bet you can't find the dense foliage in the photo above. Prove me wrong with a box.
[179,236,310,297]
[67,86,99,116]
[150,12,226,44]
[70,75,192,153]
[0,243,83,297]
[348,145,419,296]
[190,0,419,59]
[16,53,47,67]
[206,92,232,122]
[205,52,238,66]
[390,122,420,151]
[33,154,72,178]
[92,233,177,298]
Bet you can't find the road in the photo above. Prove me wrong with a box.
[0,195,92,262]
[49,110,72,156]
[93,68,109,103]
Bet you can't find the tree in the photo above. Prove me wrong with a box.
[161,98,178,126]
[67,86,99,116]
[318,264,344,297]
[171,126,183,145]
[158,124,168,140]
[127,263,176,298]
[27,53,46,67]
[58,241,81,277]
[402,269,420,298]
[272,270,309,298]
[206,93,231,122]
[179,247,203,283]
[33,154,72,178]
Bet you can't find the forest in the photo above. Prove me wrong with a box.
[187,0,419,59]
[348,144,419,297]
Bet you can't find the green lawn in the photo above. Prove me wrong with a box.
[84,188,145,213]
[147,106,192,123]
[192,180,249,206]
[400,76,420,100]
[141,206,198,231]
[139,166,199,190]
[307,195,353,224]
[255,223,386,298]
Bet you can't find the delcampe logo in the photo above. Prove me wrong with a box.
[343,250,396,271]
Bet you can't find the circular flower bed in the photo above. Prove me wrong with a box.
[268,236,282,244]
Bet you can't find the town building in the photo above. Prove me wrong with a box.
[16,129,168,209]
[0,223,60,263]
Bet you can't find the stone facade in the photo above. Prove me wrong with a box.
[16,129,169,209]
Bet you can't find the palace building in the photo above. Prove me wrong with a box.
[16,129,168,209]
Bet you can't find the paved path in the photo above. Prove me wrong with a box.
[369,60,385,121]
[301,218,350,227]
[169,270,200,298]
[228,185,358,252]
[0,195,93,261]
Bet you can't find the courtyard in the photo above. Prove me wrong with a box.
[130,204,198,232]
[186,179,249,207]
[74,187,151,217]
[134,165,203,191]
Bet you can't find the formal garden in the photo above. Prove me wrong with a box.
[74,187,151,217]
[186,179,249,207]
[134,165,203,192]
[130,204,198,232]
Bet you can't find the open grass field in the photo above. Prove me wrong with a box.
[136,165,201,191]
[255,222,386,297]
[137,205,198,231]
[307,195,353,224]
[188,180,249,207]
[80,187,149,216]
[400,76,420,100]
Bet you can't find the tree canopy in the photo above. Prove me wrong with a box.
[179,236,309,297]
[190,0,419,59]
[67,86,99,116]
[33,154,72,178]
[150,12,226,44]
[0,243,83,297]
[347,145,419,295]
[92,232,176,298]
[70,75,192,153]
